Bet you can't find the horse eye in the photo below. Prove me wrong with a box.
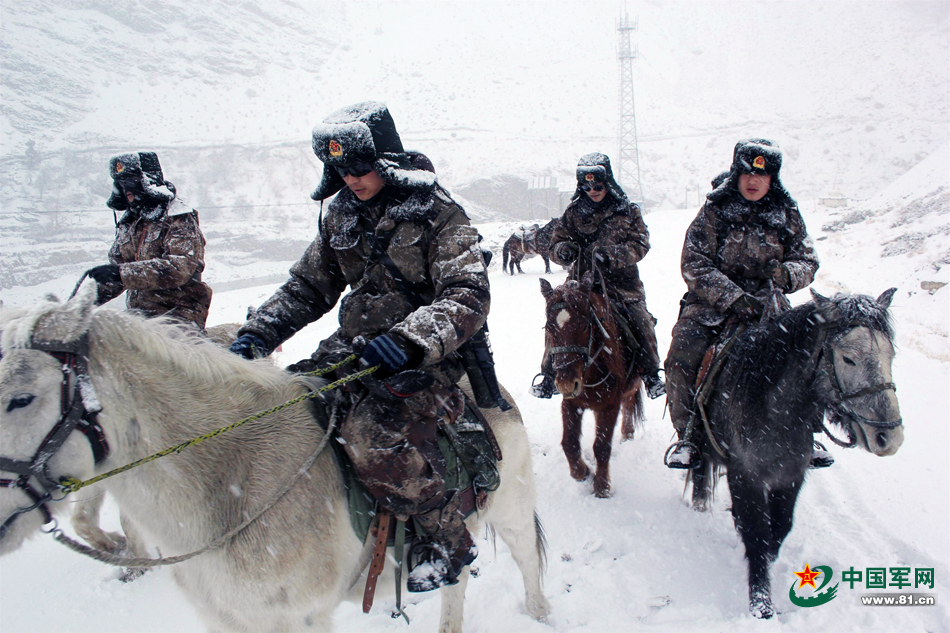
[841,356,856,366]
[7,394,35,412]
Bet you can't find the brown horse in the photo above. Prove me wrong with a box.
[503,218,559,275]
[539,276,644,497]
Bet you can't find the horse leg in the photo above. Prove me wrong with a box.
[438,569,469,633]
[516,261,525,274]
[767,478,804,563]
[543,255,551,274]
[493,512,551,622]
[118,512,150,582]
[71,494,127,553]
[690,458,713,512]
[619,388,641,442]
[592,404,620,498]
[560,400,590,482]
[728,469,775,619]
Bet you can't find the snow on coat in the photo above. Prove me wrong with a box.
[99,199,212,330]
[679,189,819,325]
[239,185,489,377]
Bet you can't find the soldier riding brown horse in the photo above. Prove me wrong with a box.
[531,153,664,401]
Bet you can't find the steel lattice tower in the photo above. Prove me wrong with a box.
[617,12,643,204]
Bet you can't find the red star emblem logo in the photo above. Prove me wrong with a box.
[794,562,821,590]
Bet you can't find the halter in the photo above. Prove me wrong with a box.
[817,321,901,447]
[0,334,109,539]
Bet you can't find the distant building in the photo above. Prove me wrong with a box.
[818,191,849,207]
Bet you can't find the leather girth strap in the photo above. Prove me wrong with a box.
[362,509,392,613]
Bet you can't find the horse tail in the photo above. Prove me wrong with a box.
[534,511,548,578]
[502,240,510,274]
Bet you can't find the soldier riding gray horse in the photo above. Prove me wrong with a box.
[229,102,498,592]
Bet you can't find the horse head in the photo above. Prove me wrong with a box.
[539,277,607,399]
[812,287,903,457]
[0,281,101,554]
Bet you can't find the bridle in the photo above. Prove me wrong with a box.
[817,322,901,447]
[546,295,610,374]
[0,334,109,539]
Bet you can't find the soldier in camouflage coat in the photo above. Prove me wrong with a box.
[86,152,212,330]
[230,102,489,592]
[531,152,665,399]
[664,139,822,469]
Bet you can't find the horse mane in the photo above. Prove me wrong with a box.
[88,308,299,398]
[725,292,894,400]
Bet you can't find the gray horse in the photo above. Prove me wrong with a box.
[689,288,904,619]
[0,282,551,632]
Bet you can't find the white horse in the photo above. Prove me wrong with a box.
[0,282,551,632]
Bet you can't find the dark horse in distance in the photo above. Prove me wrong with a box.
[503,218,560,275]
[688,288,903,619]
[539,276,644,497]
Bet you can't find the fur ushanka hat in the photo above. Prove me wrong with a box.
[574,152,627,203]
[106,152,176,210]
[708,138,792,203]
[310,101,437,201]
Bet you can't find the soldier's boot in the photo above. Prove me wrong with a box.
[529,372,557,399]
[406,491,477,593]
[809,440,835,469]
[643,371,666,400]
[664,428,702,470]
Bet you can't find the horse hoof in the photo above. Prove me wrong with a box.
[750,596,774,619]
[119,567,148,583]
[594,486,612,499]
[569,463,591,482]
[620,431,635,442]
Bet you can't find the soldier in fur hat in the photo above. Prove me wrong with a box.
[229,102,489,591]
[85,152,212,330]
[530,152,666,400]
[663,138,831,470]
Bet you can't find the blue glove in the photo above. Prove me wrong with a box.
[361,334,411,375]
[229,333,270,359]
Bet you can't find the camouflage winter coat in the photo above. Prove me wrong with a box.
[549,195,651,304]
[679,191,819,326]
[239,186,489,384]
[98,200,212,329]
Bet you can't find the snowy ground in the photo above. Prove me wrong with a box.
[1,186,948,632]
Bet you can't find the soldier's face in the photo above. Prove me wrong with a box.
[583,182,607,203]
[342,169,385,201]
[738,173,771,201]
[115,172,147,206]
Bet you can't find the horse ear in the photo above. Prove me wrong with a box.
[32,279,98,344]
[539,278,554,299]
[876,287,897,308]
[810,288,833,307]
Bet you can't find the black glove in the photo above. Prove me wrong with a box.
[767,259,790,290]
[555,241,580,264]
[361,334,420,378]
[229,333,270,359]
[730,293,764,320]
[86,264,122,286]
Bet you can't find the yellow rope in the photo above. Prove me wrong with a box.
[58,360,376,494]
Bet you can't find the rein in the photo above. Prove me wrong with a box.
[1,343,374,566]
[547,298,609,374]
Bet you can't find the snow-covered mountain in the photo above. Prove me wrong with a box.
[1,1,947,219]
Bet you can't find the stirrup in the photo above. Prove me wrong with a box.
[644,373,666,400]
[809,440,834,469]
[664,440,702,470]
[529,373,556,399]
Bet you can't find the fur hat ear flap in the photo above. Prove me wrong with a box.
[106,182,129,210]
